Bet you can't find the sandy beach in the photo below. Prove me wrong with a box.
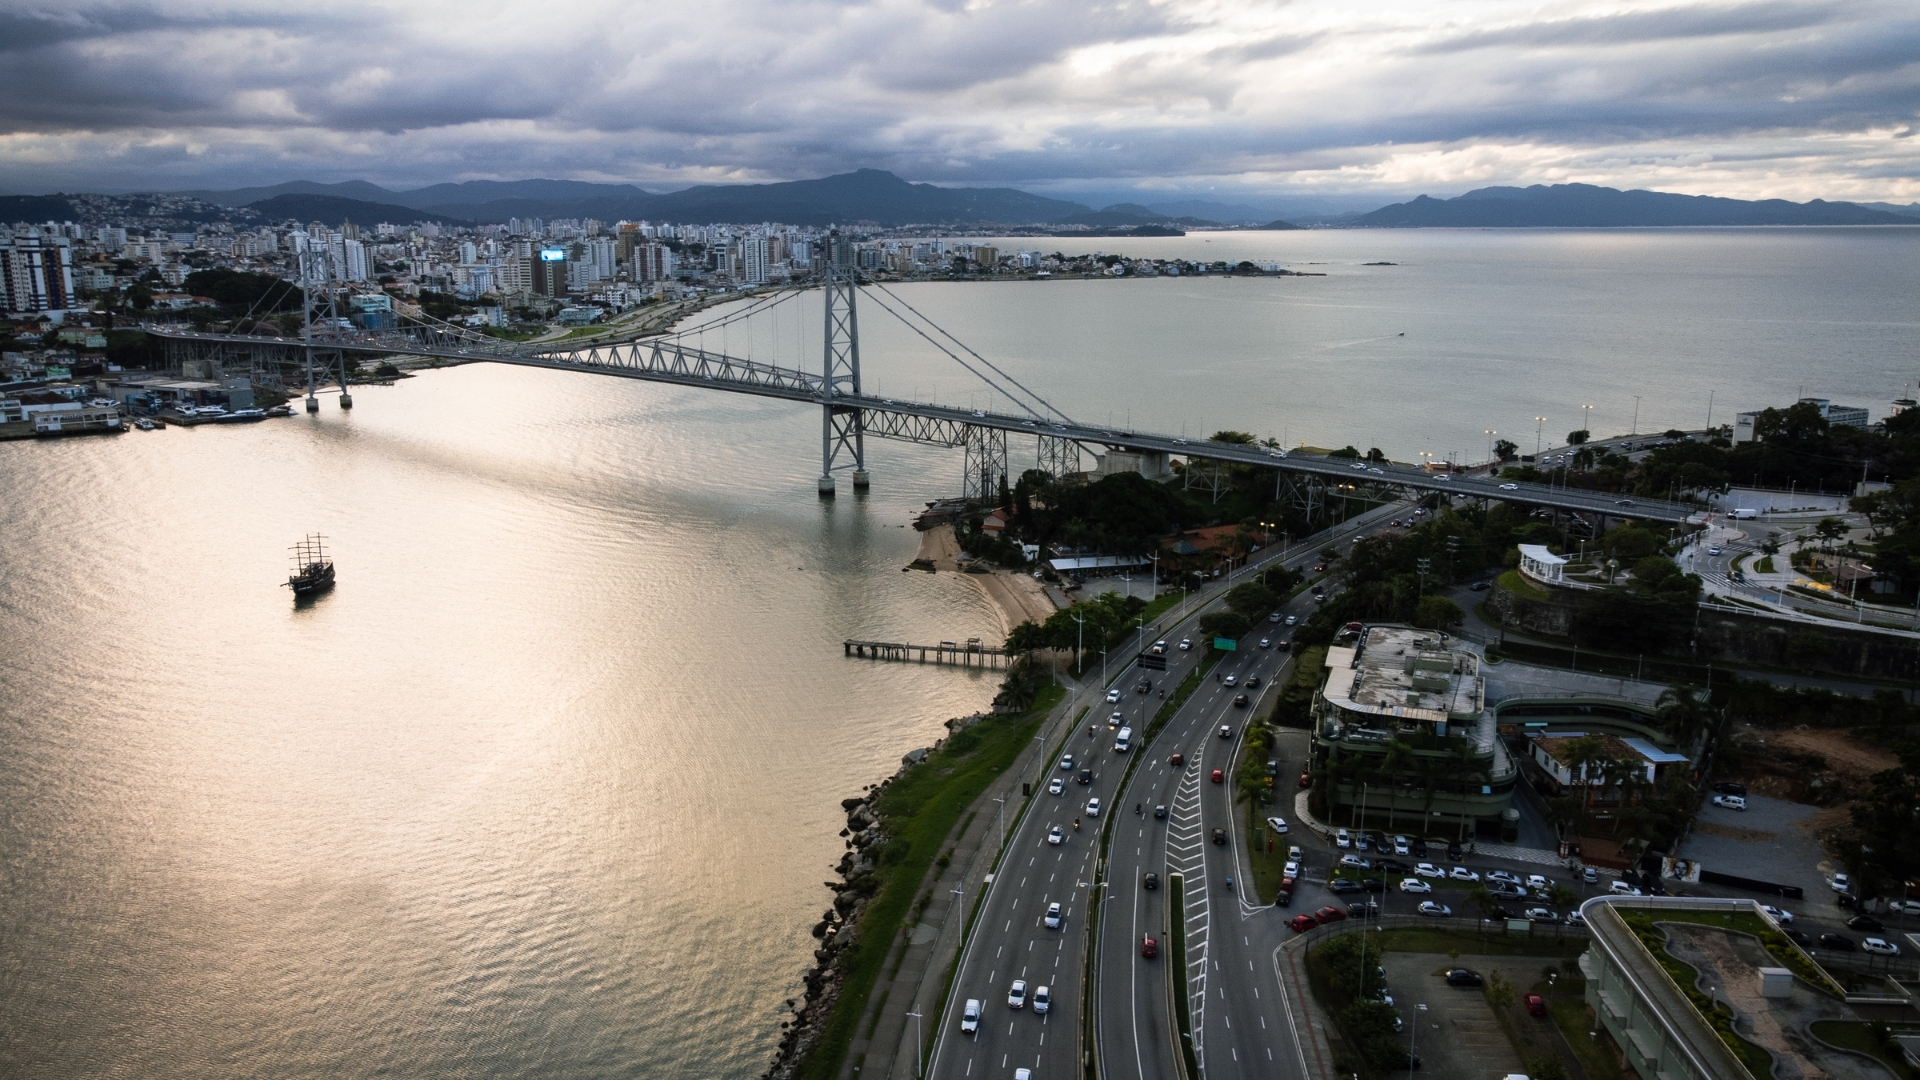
[914,524,1058,636]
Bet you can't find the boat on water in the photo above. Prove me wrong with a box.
[134,417,156,431]
[216,408,268,422]
[285,534,335,595]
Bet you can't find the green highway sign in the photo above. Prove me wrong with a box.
[1213,638,1237,651]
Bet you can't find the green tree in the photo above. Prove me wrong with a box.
[1225,582,1279,620]
[1567,429,1590,445]
[1198,611,1251,641]
[1494,439,1518,460]
[1339,1000,1406,1068]
[1317,933,1387,999]
[1412,595,1464,632]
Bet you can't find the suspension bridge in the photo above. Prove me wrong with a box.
[145,236,1694,525]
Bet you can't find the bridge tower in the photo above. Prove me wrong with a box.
[298,247,351,411]
[817,233,868,497]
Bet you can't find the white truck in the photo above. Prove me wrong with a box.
[1730,508,1759,519]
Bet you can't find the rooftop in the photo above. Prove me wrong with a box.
[1322,625,1484,724]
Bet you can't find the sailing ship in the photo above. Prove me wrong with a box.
[285,534,336,595]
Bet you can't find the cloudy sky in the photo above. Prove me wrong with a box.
[1,0,1916,203]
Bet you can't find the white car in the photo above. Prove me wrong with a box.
[1270,612,1283,622]
[1414,862,1444,879]
[960,998,981,1034]
[1487,870,1520,885]
[1609,880,1642,896]
[1285,615,1298,626]
[1259,637,1271,648]
[1340,854,1372,869]
[1045,902,1063,928]
[1048,777,1065,795]
[1400,878,1432,894]
[1526,875,1551,891]
[1525,907,1559,923]
[1417,901,1452,917]
[1449,866,1480,882]
[1393,835,1410,856]
[1224,674,1238,687]
[1708,546,1723,556]
[1086,798,1102,817]
[1583,866,1599,883]
[1015,1071,1032,1080]
[1862,937,1902,956]
[1106,689,1122,703]
[1830,873,1851,894]
[1032,984,1051,1014]
[1712,794,1747,811]
[1008,979,1027,1008]
[1059,755,1075,771]
[1048,825,1065,845]
[1178,638,1192,650]
[1266,816,1290,835]
[1760,906,1794,925]
[1335,829,1352,849]
[1499,482,1519,491]
[1284,860,1300,878]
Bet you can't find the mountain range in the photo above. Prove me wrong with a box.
[6,172,1918,231]
[1353,184,1918,227]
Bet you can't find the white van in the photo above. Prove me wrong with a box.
[1114,726,1133,752]
[1730,508,1759,519]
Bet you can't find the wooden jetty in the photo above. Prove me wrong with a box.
[843,637,1011,668]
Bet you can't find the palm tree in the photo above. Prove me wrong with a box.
[1655,684,1710,757]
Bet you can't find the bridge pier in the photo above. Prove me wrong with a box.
[305,395,319,413]
[852,469,870,490]
[818,474,836,497]
[339,392,353,409]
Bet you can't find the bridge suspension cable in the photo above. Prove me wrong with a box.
[867,280,1077,427]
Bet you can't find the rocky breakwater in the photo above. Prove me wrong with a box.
[763,716,980,1080]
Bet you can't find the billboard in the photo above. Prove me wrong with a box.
[539,248,567,262]
[1661,857,1703,884]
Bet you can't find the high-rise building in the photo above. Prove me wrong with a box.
[343,239,369,282]
[586,237,617,281]
[0,234,77,313]
[633,243,673,282]
[533,248,569,297]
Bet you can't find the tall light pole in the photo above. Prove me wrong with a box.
[1631,396,1641,435]
[1534,416,1547,457]
[1484,429,1497,464]
[1581,403,1594,439]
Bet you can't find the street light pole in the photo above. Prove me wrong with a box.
[1631,396,1641,435]
[906,1007,924,1076]
[1534,416,1547,457]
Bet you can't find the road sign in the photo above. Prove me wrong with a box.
[1213,637,1237,651]
[1138,654,1167,670]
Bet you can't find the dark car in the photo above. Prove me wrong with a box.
[1349,901,1381,918]
[1233,693,1249,707]
[1276,639,1290,652]
[1169,753,1184,767]
[1076,769,1093,785]
[1141,934,1158,958]
[1397,1052,1422,1070]
[1275,888,1293,908]
[1143,873,1159,890]
[1153,804,1167,819]
[1329,878,1363,894]
[1289,913,1317,933]
[1446,842,1463,861]
[1376,858,1411,874]
[1246,675,1261,689]
[1314,906,1347,925]
[1785,928,1811,946]
[1848,915,1885,932]
[1445,968,1484,987]
[1410,839,1428,858]
[1135,679,1152,693]
[1819,933,1857,951]
[1468,580,1491,591]
[1212,828,1227,846]
[1361,878,1385,893]
[1713,781,1748,796]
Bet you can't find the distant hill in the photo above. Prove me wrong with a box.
[1055,204,1221,229]
[1354,184,1915,227]
[632,169,1088,227]
[1255,219,1302,231]
[401,178,653,209]
[0,194,82,221]
[248,193,473,227]
[1858,201,1920,220]
[178,179,402,207]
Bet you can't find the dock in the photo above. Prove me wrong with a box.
[843,637,1011,668]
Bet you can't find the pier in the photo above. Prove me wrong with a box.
[843,638,1011,668]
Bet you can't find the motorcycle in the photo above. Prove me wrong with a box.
[1072,818,1081,831]
[1225,876,1234,892]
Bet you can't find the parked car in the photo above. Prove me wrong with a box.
[1315,906,1347,925]
[1830,872,1851,893]
[1447,842,1464,861]
[960,998,981,1034]
[1289,914,1318,933]
[1713,781,1747,796]
[1525,907,1559,923]
[1525,874,1552,891]
[1761,905,1794,925]
[1008,980,1027,1009]
[1449,866,1480,882]
[1339,854,1372,869]
[1349,901,1381,918]
[1862,937,1901,957]
[1712,794,1747,811]
[1400,878,1432,894]
[1609,880,1642,896]
[1848,914,1885,932]
[1045,902,1063,928]
[1486,870,1520,885]
[1414,862,1444,878]
[1275,886,1293,907]
[1819,933,1856,951]
[1525,993,1547,1016]
[1335,829,1352,849]
[1445,968,1484,987]
[1393,835,1410,856]
[1284,860,1301,878]
[1418,901,1452,917]
[1266,816,1290,834]
[1329,879,1363,894]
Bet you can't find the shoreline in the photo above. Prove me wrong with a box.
[912,523,1057,636]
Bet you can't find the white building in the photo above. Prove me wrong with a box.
[1517,544,1567,586]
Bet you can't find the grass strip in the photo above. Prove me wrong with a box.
[1809,1020,1920,1079]
[797,683,1063,1080]
[1168,874,1201,1079]
[1542,986,1630,1080]
[1618,912,1775,1079]
[1498,568,1552,602]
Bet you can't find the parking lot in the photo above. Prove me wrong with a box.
[1380,954,1527,1079]
[1675,792,1834,899]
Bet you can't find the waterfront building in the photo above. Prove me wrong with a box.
[1307,625,1516,839]
[1,234,78,314]
[1734,397,1870,442]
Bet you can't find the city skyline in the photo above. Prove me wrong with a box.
[1,0,1917,204]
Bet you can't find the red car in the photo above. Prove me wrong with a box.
[1169,753,1184,767]
[1314,906,1347,925]
[1298,772,1311,788]
[1141,934,1158,958]
[1525,993,1547,1016]
[1211,769,1224,784]
[1288,913,1318,933]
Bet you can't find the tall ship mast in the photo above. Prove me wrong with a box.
[285,534,336,595]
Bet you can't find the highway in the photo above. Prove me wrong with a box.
[924,500,1411,1080]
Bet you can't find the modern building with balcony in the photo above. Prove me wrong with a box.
[1306,625,1518,840]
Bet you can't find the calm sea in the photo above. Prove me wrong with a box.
[1,227,1914,1077]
